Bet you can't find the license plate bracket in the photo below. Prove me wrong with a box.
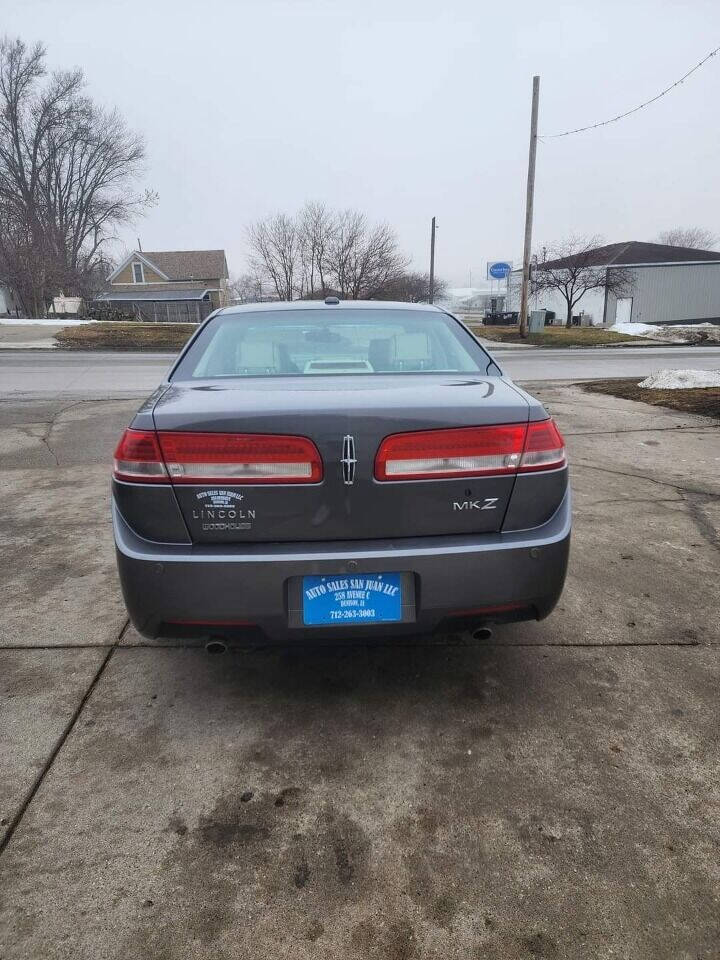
[292,572,413,627]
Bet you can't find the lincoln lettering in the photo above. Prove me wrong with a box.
[192,507,256,521]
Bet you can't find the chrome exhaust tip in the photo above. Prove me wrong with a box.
[472,626,493,641]
[205,638,227,655]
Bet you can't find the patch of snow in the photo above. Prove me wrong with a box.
[610,321,720,344]
[610,321,659,336]
[638,368,720,390]
[0,317,96,325]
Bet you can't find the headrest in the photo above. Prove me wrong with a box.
[392,332,431,361]
[237,340,277,370]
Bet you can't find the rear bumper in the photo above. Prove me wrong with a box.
[113,490,571,641]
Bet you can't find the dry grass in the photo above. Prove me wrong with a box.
[468,324,638,347]
[56,322,197,351]
[582,378,720,419]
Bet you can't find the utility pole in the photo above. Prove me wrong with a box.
[429,216,437,303]
[518,75,540,339]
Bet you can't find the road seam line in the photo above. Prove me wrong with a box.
[112,639,717,649]
[571,462,719,497]
[0,643,115,650]
[0,638,716,652]
[0,618,129,860]
[566,426,719,436]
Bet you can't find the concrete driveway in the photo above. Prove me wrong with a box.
[0,382,719,959]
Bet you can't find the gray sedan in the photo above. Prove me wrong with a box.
[112,299,570,641]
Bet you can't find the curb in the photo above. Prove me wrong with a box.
[0,342,58,350]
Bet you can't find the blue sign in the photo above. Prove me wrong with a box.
[487,261,512,280]
[302,572,403,626]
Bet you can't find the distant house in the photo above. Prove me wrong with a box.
[97,249,230,322]
[507,241,720,326]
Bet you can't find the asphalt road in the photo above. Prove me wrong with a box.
[1,345,720,396]
[1,382,718,959]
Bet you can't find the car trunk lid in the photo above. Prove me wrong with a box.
[149,374,533,543]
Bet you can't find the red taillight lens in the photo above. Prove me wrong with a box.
[113,429,169,483]
[519,419,566,472]
[113,429,323,485]
[374,419,566,480]
[156,432,323,484]
[375,424,528,480]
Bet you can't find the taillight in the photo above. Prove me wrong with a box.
[156,432,323,484]
[375,424,527,480]
[113,429,169,483]
[519,419,566,472]
[374,419,566,480]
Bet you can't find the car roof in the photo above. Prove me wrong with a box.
[217,300,445,316]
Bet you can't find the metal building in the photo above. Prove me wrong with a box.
[507,241,720,326]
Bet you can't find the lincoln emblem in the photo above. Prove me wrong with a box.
[341,435,357,485]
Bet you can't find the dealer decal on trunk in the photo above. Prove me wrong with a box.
[192,489,256,531]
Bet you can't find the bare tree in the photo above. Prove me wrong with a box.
[228,270,265,303]
[375,271,447,303]
[322,209,366,299]
[345,220,409,300]
[532,236,634,328]
[322,211,407,299]
[75,252,116,303]
[297,201,332,298]
[656,226,717,250]
[246,213,298,301]
[246,204,409,301]
[0,37,154,316]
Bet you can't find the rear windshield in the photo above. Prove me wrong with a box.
[171,308,490,379]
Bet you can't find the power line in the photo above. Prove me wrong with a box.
[541,44,720,139]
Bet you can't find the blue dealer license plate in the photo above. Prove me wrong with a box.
[302,573,403,626]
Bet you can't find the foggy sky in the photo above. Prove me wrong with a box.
[7,0,720,285]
